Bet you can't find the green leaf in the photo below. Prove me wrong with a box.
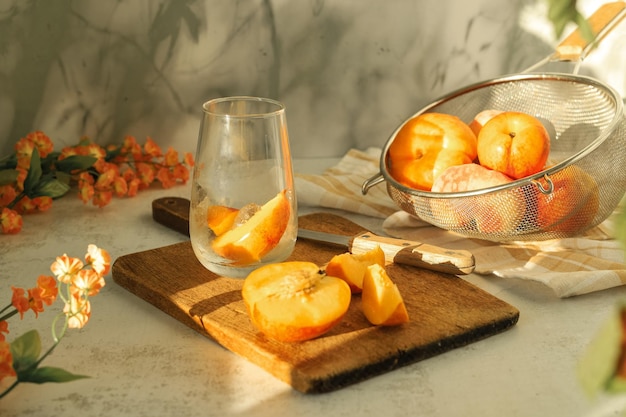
[574,14,595,44]
[0,169,18,186]
[577,304,624,397]
[39,152,61,175]
[77,137,93,147]
[105,146,122,161]
[0,154,17,171]
[22,148,42,195]
[607,375,626,393]
[33,177,71,199]
[10,330,42,373]
[547,0,594,41]
[55,170,72,186]
[23,366,90,384]
[55,155,97,173]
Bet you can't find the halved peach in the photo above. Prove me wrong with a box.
[242,261,352,342]
[325,246,386,293]
[212,190,291,264]
[206,205,239,236]
[362,264,409,326]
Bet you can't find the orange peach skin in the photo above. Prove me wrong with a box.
[477,111,550,180]
[388,113,478,191]
[533,165,600,234]
[431,163,525,234]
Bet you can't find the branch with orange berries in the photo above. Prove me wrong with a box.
[0,132,194,234]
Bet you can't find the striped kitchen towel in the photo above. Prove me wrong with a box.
[295,147,626,298]
[295,147,397,218]
[382,209,626,298]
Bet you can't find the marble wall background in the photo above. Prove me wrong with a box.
[0,0,624,159]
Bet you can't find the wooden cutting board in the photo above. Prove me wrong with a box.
[112,201,519,393]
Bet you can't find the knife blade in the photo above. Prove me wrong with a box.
[151,197,475,275]
[298,229,475,275]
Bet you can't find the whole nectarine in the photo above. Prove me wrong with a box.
[432,162,514,193]
[388,112,478,191]
[477,111,550,179]
[533,165,600,234]
[431,163,525,234]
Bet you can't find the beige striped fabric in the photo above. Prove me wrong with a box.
[295,148,398,218]
[295,148,626,298]
[383,210,626,298]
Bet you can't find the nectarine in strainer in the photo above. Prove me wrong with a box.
[362,3,626,242]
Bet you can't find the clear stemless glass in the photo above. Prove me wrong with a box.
[189,96,297,278]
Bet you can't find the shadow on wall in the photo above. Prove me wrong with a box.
[0,0,558,159]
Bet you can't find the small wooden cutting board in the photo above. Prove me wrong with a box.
[112,208,519,393]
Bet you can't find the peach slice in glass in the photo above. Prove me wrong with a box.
[362,264,409,326]
[212,190,290,264]
[206,205,239,236]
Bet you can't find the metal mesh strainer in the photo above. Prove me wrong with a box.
[364,73,626,242]
[363,3,626,242]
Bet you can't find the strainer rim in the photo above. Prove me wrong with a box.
[379,72,624,199]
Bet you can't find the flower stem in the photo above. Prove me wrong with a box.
[0,308,18,322]
[33,338,60,369]
[51,311,67,344]
[6,191,26,210]
[0,338,61,399]
[0,380,19,399]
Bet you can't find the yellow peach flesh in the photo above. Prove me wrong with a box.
[362,264,409,326]
[212,190,291,264]
[325,246,385,293]
[242,261,351,342]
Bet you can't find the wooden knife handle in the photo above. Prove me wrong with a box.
[152,197,190,237]
[351,233,475,275]
[555,2,626,61]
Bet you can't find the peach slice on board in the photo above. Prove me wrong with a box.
[212,190,291,264]
[206,205,239,236]
[362,264,409,326]
[325,246,386,293]
[242,261,352,342]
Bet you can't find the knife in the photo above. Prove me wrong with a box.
[152,197,475,275]
[298,229,475,275]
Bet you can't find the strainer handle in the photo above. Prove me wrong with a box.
[555,2,626,61]
[362,172,385,195]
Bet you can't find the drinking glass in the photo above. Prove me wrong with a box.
[189,97,297,278]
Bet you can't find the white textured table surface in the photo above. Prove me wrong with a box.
[1,158,625,417]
